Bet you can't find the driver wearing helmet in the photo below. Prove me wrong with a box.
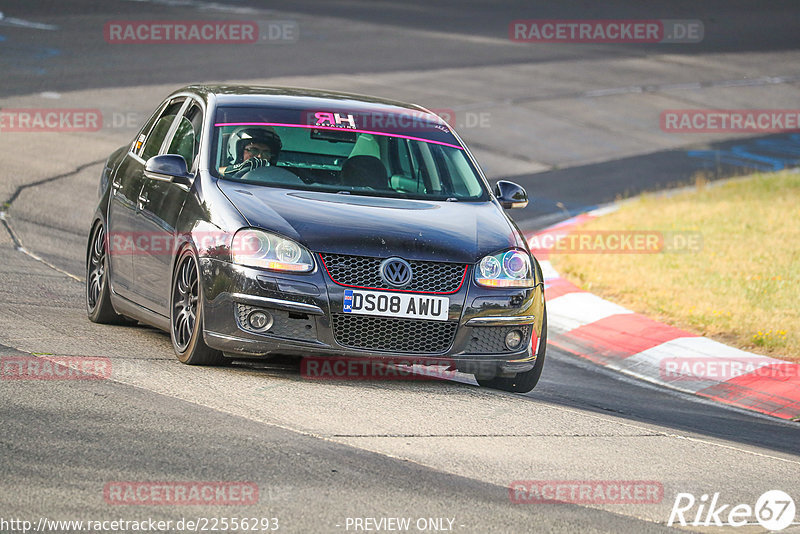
[220,127,282,178]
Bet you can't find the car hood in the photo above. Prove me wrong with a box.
[217,181,524,263]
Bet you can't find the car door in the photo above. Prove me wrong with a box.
[107,97,185,303]
[132,99,204,315]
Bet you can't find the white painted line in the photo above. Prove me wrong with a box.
[657,82,702,91]
[583,86,643,97]
[538,260,560,281]
[0,14,58,30]
[16,246,82,283]
[124,0,263,15]
[588,205,619,217]
[547,292,632,333]
[621,337,776,393]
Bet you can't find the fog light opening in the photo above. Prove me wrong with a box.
[248,310,273,332]
[504,329,524,350]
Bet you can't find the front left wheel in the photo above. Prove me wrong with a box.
[170,248,226,365]
[477,308,547,393]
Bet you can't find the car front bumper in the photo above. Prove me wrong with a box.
[199,257,545,374]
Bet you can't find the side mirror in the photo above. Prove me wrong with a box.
[494,180,529,209]
[144,154,193,188]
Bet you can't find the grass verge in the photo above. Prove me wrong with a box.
[549,170,800,362]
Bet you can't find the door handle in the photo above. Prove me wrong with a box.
[111,177,122,196]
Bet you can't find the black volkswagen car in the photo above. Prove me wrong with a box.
[86,85,547,392]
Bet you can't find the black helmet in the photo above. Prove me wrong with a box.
[226,127,282,165]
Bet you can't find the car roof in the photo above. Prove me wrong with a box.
[174,84,440,119]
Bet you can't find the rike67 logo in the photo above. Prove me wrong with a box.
[668,490,796,530]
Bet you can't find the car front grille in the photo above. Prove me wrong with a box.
[332,314,458,354]
[319,253,466,294]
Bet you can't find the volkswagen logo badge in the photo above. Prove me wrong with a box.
[380,257,413,287]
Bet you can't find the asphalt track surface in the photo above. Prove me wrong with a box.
[1,2,800,533]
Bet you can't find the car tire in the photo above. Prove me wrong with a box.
[477,308,547,393]
[86,222,133,325]
[170,247,226,366]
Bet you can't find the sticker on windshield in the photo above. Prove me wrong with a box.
[314,111,357,129]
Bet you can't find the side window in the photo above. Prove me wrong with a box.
[166,103,203,169]
[139,99,185,161]
[388,138,424,193]
[131,106,162,155]
[391,138,413,177]
[437,147,465,196]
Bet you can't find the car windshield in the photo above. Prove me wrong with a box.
[211,106,488,201]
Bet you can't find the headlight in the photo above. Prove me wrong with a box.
[231,229,314,272]
[475,249,535,288]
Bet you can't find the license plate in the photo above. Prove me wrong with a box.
[343,289,449,321]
